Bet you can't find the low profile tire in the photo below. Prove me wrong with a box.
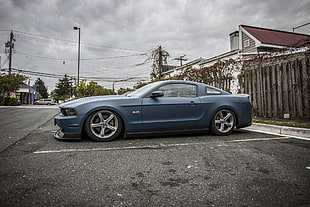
[210,109,236,136]
[85,110,123,141]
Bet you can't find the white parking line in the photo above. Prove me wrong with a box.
[34,136,292,154]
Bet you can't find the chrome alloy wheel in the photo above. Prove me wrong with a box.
[87,110,121,140]
[211,109,235,135]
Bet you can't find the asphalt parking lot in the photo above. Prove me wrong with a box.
[0,106,309,206]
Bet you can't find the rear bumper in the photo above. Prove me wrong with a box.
[236,119,252,129]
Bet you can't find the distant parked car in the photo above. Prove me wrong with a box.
[54,80,252,141]
[35,99,55,105]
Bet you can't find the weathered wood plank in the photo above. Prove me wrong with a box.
[301,57,309,117]
[257,63,263,116]
[266,66,272,117]
[250,68,256,113]
[271,65,277,117]
[277,63,283,117]
[282,62,289,115]
[290,60,296,117]
[295,59,303,117]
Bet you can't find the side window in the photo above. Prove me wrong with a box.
[158,84,197,98]
[206,87,222,95]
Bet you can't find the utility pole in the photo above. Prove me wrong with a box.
[175,55,187,66]
[6,30,15,74]
[158,46,163,78]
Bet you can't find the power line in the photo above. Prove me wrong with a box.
[15,51,147,61]
[7,30,200,66]
[9,67,65,78]
[293,22,310,32]
[3,66,149,82]
[13,30,146,53]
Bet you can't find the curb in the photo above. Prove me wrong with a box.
[245,123,310,139]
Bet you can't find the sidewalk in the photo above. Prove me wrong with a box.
[245,123,310,139]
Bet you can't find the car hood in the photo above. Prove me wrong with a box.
[59,95,127,108]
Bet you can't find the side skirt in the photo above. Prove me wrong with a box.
[124,128,209,138]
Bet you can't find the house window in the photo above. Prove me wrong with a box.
[244,39,250,48]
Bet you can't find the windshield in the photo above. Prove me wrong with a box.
[126,82,158,97]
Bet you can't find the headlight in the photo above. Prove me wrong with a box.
[61,108,76,116]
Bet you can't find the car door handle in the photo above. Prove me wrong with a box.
[189,101,197,106]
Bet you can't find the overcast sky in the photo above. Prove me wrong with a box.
[0,0,309,92]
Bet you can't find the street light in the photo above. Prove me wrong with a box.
[73,26,81,86]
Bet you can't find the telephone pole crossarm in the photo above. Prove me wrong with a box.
[175,55,187,66]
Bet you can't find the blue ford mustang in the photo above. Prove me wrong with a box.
[54,80,252,141]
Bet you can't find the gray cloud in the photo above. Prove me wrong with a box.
[0,0,309,91]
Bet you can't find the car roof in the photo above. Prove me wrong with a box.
[155,80,202,85]
[156,80,230,95]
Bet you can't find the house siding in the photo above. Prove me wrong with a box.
[241,32,256,53]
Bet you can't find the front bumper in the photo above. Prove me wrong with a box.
[54,116,82,140]
[54,128,81,140]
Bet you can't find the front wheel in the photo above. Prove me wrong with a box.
[210,109,236,136]
[85,110,123,141]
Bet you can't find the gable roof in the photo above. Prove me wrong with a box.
[241,25,310,47]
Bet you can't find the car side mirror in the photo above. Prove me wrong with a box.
[151,91,164,98]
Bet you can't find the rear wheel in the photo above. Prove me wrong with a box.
[210,109,236,135]
[85,110,122,141]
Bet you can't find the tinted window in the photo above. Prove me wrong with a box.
[206,87,222,95]
[157,84,197,97]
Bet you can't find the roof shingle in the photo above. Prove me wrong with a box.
[241,25,310,47]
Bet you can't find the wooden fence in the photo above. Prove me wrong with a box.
[238,51,310,120]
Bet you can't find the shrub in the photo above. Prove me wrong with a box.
[0,95,4,106]
[4,97,18,106]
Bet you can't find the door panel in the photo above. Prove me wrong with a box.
[142,97,201,131]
